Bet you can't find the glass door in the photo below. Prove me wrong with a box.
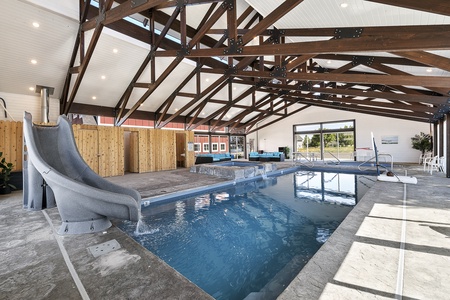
[323,131,354,161]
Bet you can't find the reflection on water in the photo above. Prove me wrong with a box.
[294,171,375,205]
[118,172,374,300]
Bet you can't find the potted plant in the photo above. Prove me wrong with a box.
[0,152,16,194]
[284,146,291,159]
[411,132,432,155]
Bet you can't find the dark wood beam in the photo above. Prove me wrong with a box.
[365,0,450,17]
[208,24,450,38]
[231,69,450,89]
[64,0,114,115]
[239,0,304,45]
[246,105,310,134]
[394,51,450,73]
[116,58,183,126]
[368,61,450,95]
[158,29,450,57]
[316,53,427,67]
[283,96,431,122]
[82,0,168,31]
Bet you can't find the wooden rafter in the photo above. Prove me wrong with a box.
[283,96,431,123]
[365,0,450,17]
[63,0,114,115]
[394,51,450,73]
[156,26,450,57]
[61,1,450,132]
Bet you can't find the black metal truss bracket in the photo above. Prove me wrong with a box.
[437,104,450,114]
[96,6,106,26]
[352,55,375,66]
[297,81,313,91]
[256,79,269,88]
[131,0,148,9]
[334,27,363,39]
[316,93,330,100]
[221,0,234,10]
[224,38,243,55]
[176,0,188,9]
[270,66,287,78]
[368,84,386,92]
[314,66,329,73]
[278,89,289,96]
[267,28,285,44]
[224,65,237,76]
[176,46,190,61]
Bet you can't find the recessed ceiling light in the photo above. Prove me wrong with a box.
[340,3,348,8]
[29,87,35,91]
[327,60,332,64]
[140,103,143,106]
[32,22,40,28]
[426,68,433,73]
[233,87,237,90]
[101,75,106,79]
[175,108,179,112]
[113,48,118,53]
[202,112,205,115]
[31,59,37,64]
[205,78,210,82]
[92,96,97,100]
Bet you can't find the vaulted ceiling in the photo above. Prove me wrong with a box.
[2,0,450,133]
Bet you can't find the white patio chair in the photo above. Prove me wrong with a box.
[419,152,432,165]
[423,155,436,172]
[429,155,442,175]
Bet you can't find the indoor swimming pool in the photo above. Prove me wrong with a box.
[117,171,374,299]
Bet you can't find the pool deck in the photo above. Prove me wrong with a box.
[1,162,450,299]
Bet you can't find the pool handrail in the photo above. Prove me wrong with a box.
[358,153,393,173]
[324,152,341,165]
[292,152,314,168]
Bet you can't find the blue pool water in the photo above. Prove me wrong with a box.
[118,171,373,299]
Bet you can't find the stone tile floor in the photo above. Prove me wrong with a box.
[1,163,449,299]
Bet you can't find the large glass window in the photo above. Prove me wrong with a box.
[230,135,245,158]
[294,120,355,161]
[194,134,230,154]
[194,135,209,154]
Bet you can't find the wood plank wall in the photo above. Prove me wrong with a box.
[0,120,23,172]
[0,120,194,176]
[128,128,179,173]
[72,125,125,177]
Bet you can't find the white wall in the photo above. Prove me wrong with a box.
[0,91,60,123]
[247,106,431,163]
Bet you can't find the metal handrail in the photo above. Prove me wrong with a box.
[292,152,314,168]
[325,152,341,165]
[358,153,393,172]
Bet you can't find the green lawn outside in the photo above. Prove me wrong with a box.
[295,146,355,160]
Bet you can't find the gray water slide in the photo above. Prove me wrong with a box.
[23,112,140,234]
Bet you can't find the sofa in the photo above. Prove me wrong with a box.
[195,153,232,164]
[249,152,285,162]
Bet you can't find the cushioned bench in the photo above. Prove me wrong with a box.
[195,153,232,164]
[248,152,285,162]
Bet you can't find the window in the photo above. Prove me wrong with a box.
[194,143,201,152]
[294,120,355,161]
[203,143,209,152]
[220,143,226,151]
[212,143,218,152]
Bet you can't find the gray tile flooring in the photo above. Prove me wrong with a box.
[1,163,449,299]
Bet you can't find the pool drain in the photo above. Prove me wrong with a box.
[87,239,121,257]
